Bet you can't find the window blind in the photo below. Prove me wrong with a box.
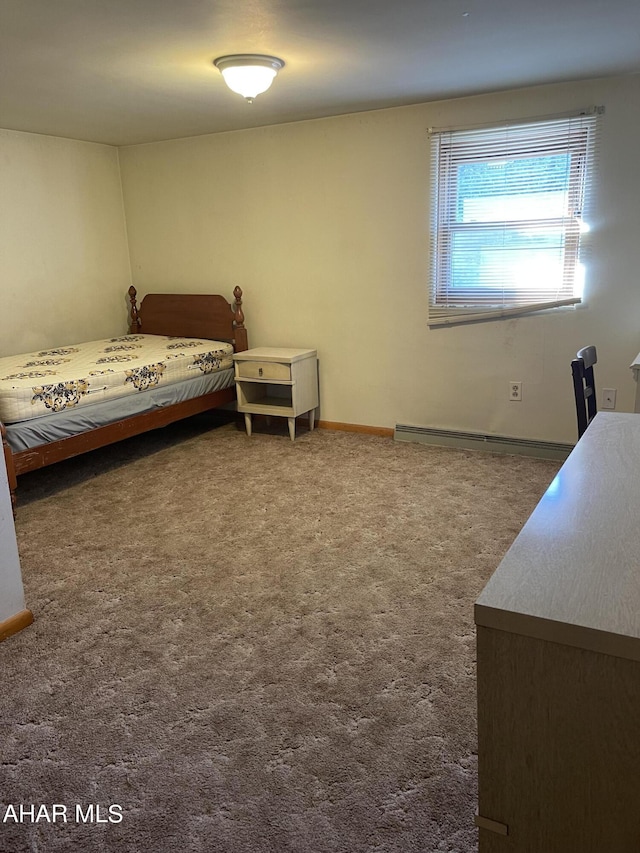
[428,110,601,327]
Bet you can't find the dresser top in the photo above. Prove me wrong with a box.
[233,347,316,363]
[475,412,640,661]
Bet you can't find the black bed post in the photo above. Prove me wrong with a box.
[128,286,142,334]
[233,286,248,352]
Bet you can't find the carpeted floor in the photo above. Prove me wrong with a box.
[1,416,560,853]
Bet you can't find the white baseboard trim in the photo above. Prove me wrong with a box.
[394,424,573,461]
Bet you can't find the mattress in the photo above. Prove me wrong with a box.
[0,334,234,424]
[4,368,235,453]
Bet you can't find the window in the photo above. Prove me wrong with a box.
[428,111,601,326]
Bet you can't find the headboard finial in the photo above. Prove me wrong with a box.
[233,286,248,352]
[128,286,141,334]
[233,286,245,327]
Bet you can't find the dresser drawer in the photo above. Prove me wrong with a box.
[236,360,291,380]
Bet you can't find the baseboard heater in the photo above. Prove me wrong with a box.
[394,424,573,461]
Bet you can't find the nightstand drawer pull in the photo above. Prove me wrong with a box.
[236,361,291,380]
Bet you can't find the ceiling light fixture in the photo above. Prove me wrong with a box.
[213,54,285,103]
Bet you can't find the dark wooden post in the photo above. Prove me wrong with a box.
[128,286,142,334]
[233,286,248,352]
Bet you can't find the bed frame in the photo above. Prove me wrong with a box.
[1,286,248,509]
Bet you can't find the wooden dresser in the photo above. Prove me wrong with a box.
[0,447,32,641]
[631,350,640,413]
[475,412,640,852]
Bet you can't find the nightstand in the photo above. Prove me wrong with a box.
[233,347,319,441]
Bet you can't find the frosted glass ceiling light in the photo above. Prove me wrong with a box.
[213,54,285,103]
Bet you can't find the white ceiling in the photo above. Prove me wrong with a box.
[1,0,639,147]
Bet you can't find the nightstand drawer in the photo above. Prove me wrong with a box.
[236,361,291,381]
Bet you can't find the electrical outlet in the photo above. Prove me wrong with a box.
[602,388,617,410]
[509,381,522,401]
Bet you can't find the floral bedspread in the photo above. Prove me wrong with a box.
[0,334,233,424]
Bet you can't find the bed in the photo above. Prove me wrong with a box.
[1,286,248,508]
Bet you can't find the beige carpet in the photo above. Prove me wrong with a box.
[1,416,559,852]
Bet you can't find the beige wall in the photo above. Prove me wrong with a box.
[0,130,131,356]
[118,74,640,444]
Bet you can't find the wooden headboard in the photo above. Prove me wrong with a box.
[128,286,248,352]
